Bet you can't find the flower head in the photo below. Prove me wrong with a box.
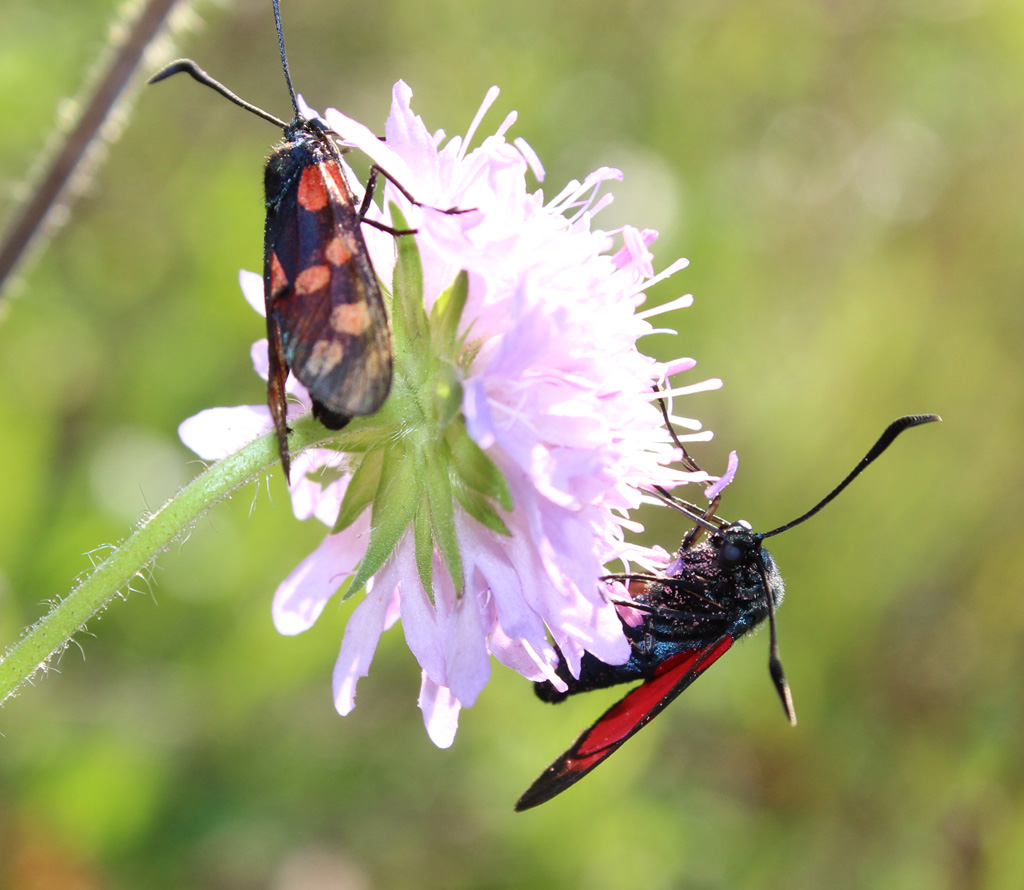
[180,81,725,746]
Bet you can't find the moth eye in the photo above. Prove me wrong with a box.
[719,541,745,568]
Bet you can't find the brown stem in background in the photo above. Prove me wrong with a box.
[0,0,184,300]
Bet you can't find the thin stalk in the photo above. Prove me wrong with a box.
[0,415,330,705]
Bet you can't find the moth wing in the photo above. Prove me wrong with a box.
[266,158,392,423]
[515,634,734,811]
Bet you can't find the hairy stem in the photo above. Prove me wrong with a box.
[0,416,330,705]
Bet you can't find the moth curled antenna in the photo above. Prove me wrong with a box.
[147,59,289,129]
[762,414,941,539]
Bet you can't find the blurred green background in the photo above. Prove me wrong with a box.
[1,0,1021,887]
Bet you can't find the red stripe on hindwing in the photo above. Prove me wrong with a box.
[576,635,734,755]
[515,634,735,811]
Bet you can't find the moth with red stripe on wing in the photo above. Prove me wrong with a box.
[516,411,940,811]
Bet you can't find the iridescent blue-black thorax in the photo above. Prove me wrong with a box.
[536,521,784,702]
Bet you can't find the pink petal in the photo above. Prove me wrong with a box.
[383,81,442,196]
[486,623,565,688]
[272,517,370,635]
[321,107,416,191]
[462,379,497,450]
[400,567,446,685]
[443,590,491,708]
[332,573,401,716]
[286,448,349,525]
[460,521,545,645]
[417,674,461,748]
[239,269,265,316]
[178,405,270,459]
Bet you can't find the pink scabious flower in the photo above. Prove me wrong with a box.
[180,81,725,746]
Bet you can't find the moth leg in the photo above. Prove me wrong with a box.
[360,165,473,221]
[601,572,663,585]
[601,571,720,608]
[265,316,293,481]
[361,217,416,237]
[607,598,711,624]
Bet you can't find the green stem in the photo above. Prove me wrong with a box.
[0,415,332,706]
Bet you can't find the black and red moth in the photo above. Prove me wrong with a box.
[515,412,940,811]
[149,1,393,478]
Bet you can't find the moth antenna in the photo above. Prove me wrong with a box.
[763,561,797,726]
[761,414,941,540]
[148,59,289,130]
[273,0,301,118]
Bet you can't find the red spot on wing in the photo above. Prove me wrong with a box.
[297,166,329,211]
[325,234,353,266]
[294,263,331,296]
[323,160,353,199]
[269,253,288,298]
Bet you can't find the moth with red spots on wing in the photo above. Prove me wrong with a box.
[150,1,399,479]
[262,119,392,478]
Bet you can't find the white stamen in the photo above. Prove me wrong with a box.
[637,292,694,319]
[629,258,690,298]
[652,379,723,399]
[460,85,501,161]
[513,137,545,181]
[495,110,518,139]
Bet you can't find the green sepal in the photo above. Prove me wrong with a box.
[323,418,399,453]
[447,423,514,512]
[430,271,469,356]
[433,363,464,433]
[423,455,464,593]
[413,490,434,594]
[332,449,384,534]
[452,474,511,536]
[345,444,422,597]
[390,204,430,364]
